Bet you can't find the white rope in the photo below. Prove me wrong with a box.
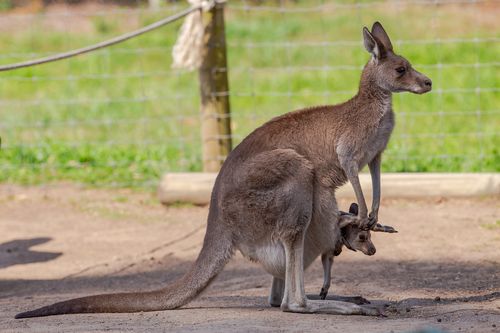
[172,0,216,70]
[0,5,201,72]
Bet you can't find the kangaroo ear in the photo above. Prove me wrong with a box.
[338,215,357,228]
[371,21,393,52]
[348,202,358,215]
[372,223,398,233]
[363,27,384,60]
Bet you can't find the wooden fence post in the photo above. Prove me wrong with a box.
[148,0,162,10]
[198,2,232,172]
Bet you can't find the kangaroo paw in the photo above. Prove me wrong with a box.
[319,288,328,300]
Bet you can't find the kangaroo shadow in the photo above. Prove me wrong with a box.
[0,238,62,269]
[2,254,499,316]
[389,291,500,307]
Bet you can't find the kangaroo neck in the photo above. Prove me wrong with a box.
[357,84,392,104]
[355,68,393,119]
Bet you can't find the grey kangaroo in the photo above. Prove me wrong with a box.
[317,203,397,301]
[16,21,431,318]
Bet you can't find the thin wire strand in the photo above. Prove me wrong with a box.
[3,62,498,83]
[227,0,491,12]
[0,87,497,109]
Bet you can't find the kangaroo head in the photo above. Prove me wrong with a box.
[339,203,398,256]
[341,225,377,256]
[361,22,432,95]
[339,220,398,255]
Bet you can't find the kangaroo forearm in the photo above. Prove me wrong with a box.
[320,253,334,300]
[321,253,333,286]
[349,174,368,217]
[368,154,381,215]
[340,158,368,217]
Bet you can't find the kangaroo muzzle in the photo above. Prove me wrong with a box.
[412,70,432,94]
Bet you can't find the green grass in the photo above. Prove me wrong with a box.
[481,220,500,231]
[0,1,13,12]
[0,1,499,189]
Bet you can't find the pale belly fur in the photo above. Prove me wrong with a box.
[237,240,324,279]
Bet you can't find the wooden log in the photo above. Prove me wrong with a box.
[158,172,217,205]
[158,172,500,205]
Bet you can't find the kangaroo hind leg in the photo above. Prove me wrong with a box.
[275,159,380,316]
[320,253,334,300]
[280,232,380,315]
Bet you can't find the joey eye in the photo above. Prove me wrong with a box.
[358,234,366,242]
[396,67,406,74]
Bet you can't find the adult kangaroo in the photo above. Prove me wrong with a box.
[16,22,431,318]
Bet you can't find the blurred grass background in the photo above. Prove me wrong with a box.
[0,0,498,189]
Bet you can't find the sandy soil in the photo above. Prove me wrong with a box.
[0,184,499,333]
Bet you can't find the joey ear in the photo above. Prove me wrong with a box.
[338,215,357,228]
[372,223,398,233]
[363,27,383,60]
[348,202,359,215]
[371,21,393,52]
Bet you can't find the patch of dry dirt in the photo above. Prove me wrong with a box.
[0,184,499,332]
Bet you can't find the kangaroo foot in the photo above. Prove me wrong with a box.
[281,299,382,316]
[330,295,370,305]
[319,288,328,300]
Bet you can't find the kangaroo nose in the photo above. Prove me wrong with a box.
[424,79,432,87]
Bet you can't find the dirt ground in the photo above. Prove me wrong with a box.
[0,184,498,333]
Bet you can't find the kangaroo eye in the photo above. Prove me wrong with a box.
[396,67,406,74]
[358,234,366,242]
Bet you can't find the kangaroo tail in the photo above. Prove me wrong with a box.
[15,220,233,318]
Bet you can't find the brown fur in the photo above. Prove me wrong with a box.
[16,22,431,319]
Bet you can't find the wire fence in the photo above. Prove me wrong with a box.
[0,0,498,189]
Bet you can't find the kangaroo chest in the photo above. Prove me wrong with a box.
[358,109,395,168]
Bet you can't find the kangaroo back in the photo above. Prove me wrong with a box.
[15,211,233,318]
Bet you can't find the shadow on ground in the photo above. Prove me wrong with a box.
[0,238,62,269]
[1,252,499,318]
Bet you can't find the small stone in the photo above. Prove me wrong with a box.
[405,307,410,312]
[437,318,442,323]
[434,296,441,302]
